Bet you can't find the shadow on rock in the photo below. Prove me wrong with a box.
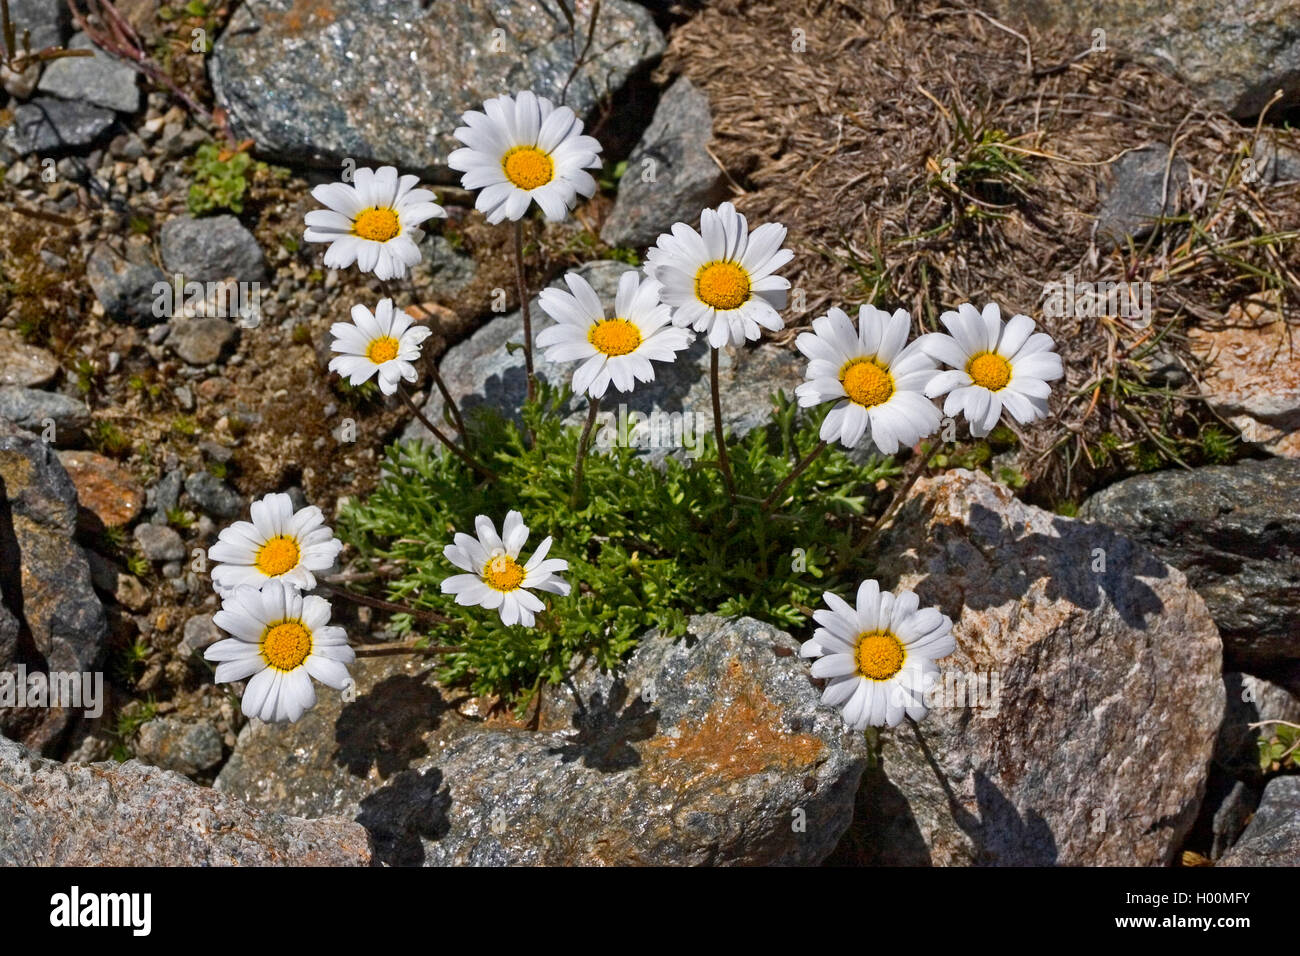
[334,670,448,779]
[548,679,660,772]
[357,767,451,867]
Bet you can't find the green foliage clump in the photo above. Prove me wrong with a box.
[338,386,899,710]
[1258,722,1300,774]
[186,143,264,216]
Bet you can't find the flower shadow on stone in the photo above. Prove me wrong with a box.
[333,670,449,779]
[547,679,660,772]
[356,767,451,867]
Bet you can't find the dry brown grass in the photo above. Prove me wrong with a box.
[659,0,1300,502]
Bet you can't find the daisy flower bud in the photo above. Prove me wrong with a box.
[448,90,602,224]
[441,511,570,628]
[801,580,956,729]
[209,492,343,596]
[646,202,793,348]
[206,580,354,723]
[303,165,445,280]
[794,305,941,454]
[536,270,693,399]
[328,298,431,396]
[918,302,1064,437]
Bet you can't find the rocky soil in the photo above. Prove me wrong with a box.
[0,0,1297,865]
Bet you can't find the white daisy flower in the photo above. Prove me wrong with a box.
[447,90,602,224]
[536,270,693,399]
[441,511,570,628]
[645,202,793,348]
[209,492,343,596]
[328,297,431,396]
[800,580,956,730]
[794,305,942,454]
[919,302,1064,438]
[303,165,445,280]
[206,580,354,723]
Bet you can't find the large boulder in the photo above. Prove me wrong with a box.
[218,615,868,865]
[1080,458,1300,690]
[210,0,665,177]
[0,736,372,865]
[845,469,1223,865]
[403,259,804,459]
[983,0,1300,118]
[0,420,108,753]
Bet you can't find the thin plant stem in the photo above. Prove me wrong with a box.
[512,218,536,403]
[320,583,456,627]
[710,348,736,503]
[396,383,497,480]
[381,283,469,443]
[761,439,829,513]
[570,394,601,509]
[352,638,464,656]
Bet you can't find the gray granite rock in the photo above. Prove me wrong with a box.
[3,96,114,153]
[210,0,665,178]
[0,386,88,439]
[86,244,167,326]
[403,259,803,460]
[986,0,1300,118]
[0,421,108,754]
[36,31,140,114]
[184,470,246,519]
[0,735,372,865]
[179,614,222,659]
[5,0,70,52]
[845,469,1223,866]
[1080,459,1300,690]
[218,615,867,866]
[601,77,726,250]
[167,317,240,365]
[133,522,185,562]
[1219,775,1300,866]
[160,214,267,283]
[1095,145,1188,247]
[0,330,58,387]
[134,717,225,777]
[413,233,477,294]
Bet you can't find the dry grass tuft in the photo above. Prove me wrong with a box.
[660,0,1300,502]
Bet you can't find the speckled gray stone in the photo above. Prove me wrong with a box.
[601,77,726,250]
[0,420,108,753]
[37,32,140,114]
[0,387,88,439]
[160,214,267,283]
[0,736,372,865]
[1219,776,1300,866]
[1095,145,1189,247]
[167,317,240,365]
[403,259,803,460]
[3,96,114,153]
[217,615,867,866]
[184,470,246,519]
[86,244,167,326]
[135,717,225,778]
[210,0,665,177]
[1081,459,1300,690]
[132,522,186,562]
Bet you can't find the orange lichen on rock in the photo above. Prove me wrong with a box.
[645,657,824,786]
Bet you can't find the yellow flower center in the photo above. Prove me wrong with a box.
[840,358,895,408]
[255,535,300,576]
[588,318,642,357]
[502,145,555,190]
[261,619,313,672]
[855,630,905,681]
[967,351,1012,391]
[694,261,750,311]
[482,552,526,592]
[366,336,400,364]
[352,206,401,242]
